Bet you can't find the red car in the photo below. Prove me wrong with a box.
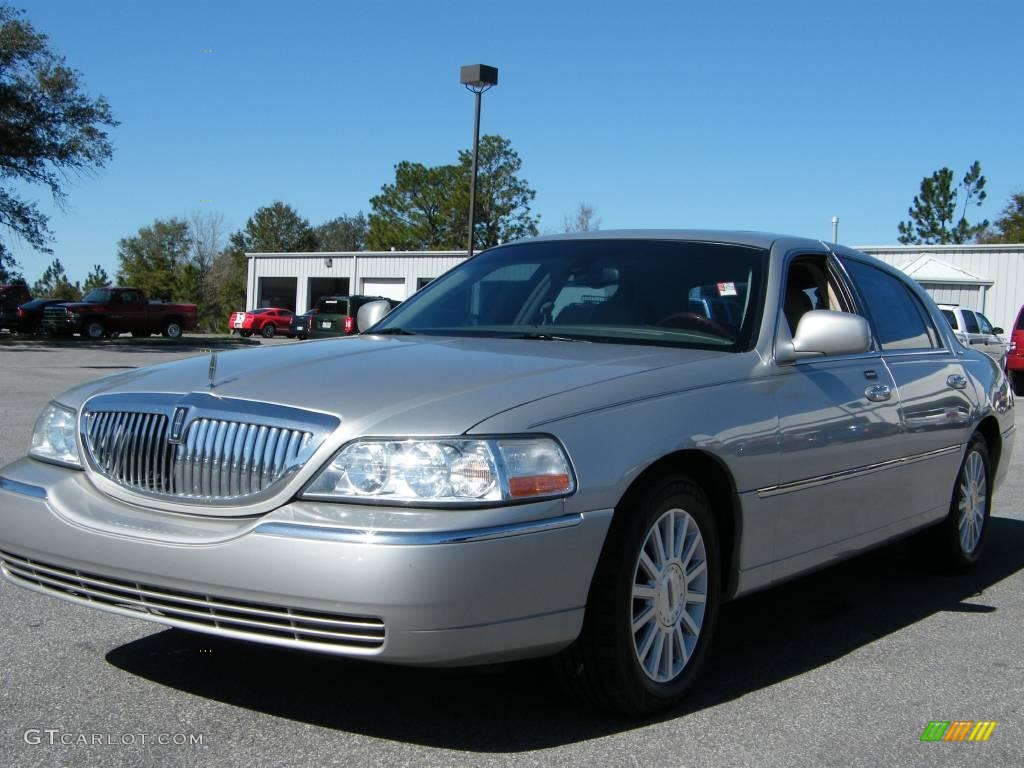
[229,307,295,338]
[1007,304,1024,395]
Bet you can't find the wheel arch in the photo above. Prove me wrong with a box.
[614,449,743,600]
[975,415,1002,475]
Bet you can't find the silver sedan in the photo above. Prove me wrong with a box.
[0,231,1014,714]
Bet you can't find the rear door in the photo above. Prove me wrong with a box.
[841,257,974,521]
[975,312,1007,363]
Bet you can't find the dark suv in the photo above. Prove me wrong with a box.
[303,295,400,338]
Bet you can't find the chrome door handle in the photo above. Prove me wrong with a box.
[864,384,892,402]
[947,374,968,390]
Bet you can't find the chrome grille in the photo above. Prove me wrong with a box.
[0,550,385,650]
[84,411,314,501]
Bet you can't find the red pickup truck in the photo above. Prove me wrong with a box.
[41,287,198,339]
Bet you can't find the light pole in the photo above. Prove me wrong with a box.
[460,64,498,257]
[831,216,839,243]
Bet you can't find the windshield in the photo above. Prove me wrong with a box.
[373,239,768,350]
[82,289,112,303]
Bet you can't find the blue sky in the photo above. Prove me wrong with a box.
[10,0,1024,285]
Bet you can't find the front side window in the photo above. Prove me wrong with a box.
[373,240,768,350]
[83,289,112,304]
[842,259,940,351]
[976,312,995,334]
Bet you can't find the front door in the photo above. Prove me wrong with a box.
[768,254,905,571]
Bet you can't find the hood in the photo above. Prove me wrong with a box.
[57,335,728,437]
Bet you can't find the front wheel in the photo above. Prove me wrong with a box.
[261,324,276,338]
[558,476,720,714]
[161,320,183,339]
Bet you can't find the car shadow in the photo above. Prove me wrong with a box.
[0,336,261,353]
[105,516,1024,751]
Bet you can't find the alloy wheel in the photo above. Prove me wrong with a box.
[958,450,987,555]
[631,507,708,683]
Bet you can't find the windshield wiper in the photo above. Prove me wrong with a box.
[370,327,416,335]
[500,331,590,342]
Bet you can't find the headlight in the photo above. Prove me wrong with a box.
[30,402,82,468]
[302,437,575,505]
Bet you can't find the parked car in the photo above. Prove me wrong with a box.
[0,231,1014,715]
[1006,303,1024,395]
[0,283,32,332]
[7,298,68,335]
[41,287,198,339]
[305,295,400,338]
[938,304,1009,368]
[229,307,295,338]
[288,310,316,340]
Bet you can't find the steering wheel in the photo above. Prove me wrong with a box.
[655,312,737,339]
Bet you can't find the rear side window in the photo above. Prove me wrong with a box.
[941,309,957,330]
[961,311,980,333]
[843,259,940,351]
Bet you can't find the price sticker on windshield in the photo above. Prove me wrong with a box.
[716,282,737,297]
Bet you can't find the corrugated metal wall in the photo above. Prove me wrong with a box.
[247,251,467,312]
[860,245,1024,332]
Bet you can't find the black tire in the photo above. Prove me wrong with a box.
[297,334,308,341]
[261,323,276,338]
[161,319,183,339]
[1011,371,1024,397]
[83,319,106,340]
[557,476,721,715]
[240,331,252,338]
[936,433,992,569]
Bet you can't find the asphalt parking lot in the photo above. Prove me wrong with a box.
[0,338,1022,768]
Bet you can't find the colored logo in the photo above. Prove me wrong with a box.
[920,721,997,742]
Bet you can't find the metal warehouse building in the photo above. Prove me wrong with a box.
[861,243,1024,333]
[247,243,1024,331]
[245,251,466,314]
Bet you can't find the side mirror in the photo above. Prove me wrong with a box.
[357,300,392,332]
[992,327,1004,335]
[777,310,872,363]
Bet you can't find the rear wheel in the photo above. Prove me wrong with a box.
[1011,371,1024,397]
[261,323,276,338]
[937,433,991,569]
[161,319,183,339]
[558,476,720,714]
[83,320,106,340]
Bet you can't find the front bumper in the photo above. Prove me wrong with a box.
[0,458,612,665]
[41,315,81,334]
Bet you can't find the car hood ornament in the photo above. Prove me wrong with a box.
[208,352,218,389]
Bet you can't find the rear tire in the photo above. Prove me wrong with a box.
[1011,371,1024,397]
[261,324,276,338]
[161,319,183,339]
[83,320,106,340]
[557,476,720,714]
[937,433,991,569]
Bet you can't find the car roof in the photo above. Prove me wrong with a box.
[510,229,812,250]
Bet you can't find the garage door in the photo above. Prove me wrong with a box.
[361,278,406,302]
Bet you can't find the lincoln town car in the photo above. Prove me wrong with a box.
[0,231,1014,713]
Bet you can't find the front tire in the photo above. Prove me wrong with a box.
[261,323,276,338]
[938,433,991,569]
[558,476,720,714]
